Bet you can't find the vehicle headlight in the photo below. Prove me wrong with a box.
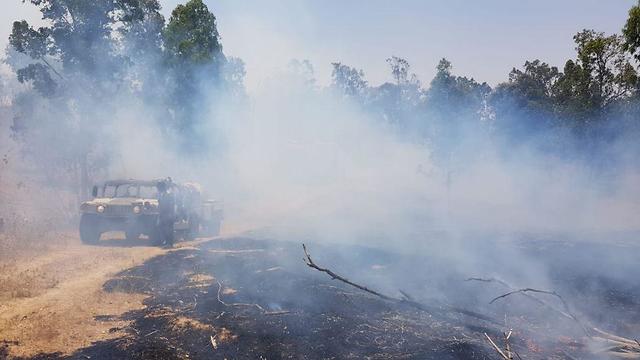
[96,205,105,213]
[133,205,141,214]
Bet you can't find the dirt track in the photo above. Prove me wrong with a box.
[0,233,167,357]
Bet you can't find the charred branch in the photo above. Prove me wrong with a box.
[216,280,289,315]
[302,243,393,300]
[303,244,500,325]
[466,277,590,336]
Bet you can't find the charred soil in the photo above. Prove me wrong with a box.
[1,234,639,359]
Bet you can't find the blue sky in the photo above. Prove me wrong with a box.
[2,0,637,90]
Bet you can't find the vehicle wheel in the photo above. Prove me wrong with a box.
[150,224,174,247]
[149,226,164,246]
[125,228,141,241]
[203,220,221,237]
[186,218,199,241]
[79,214,101,244]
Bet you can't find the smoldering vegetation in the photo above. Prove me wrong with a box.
[2,0,640,358]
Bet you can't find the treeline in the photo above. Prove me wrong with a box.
[330,8,640,164]
[5,0,640,196]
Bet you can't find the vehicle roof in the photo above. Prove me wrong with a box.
[101,179,162,187]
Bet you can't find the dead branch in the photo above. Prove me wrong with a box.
[302,244,501,325]
[468,277,590,336]
[490,288,562,305]
[399,289,414,301]
[467,277,573,319]
[504,330,512,359]
[302,244,393,300]
[484,332,510,360]
[592,328,640,348]
[214,282,290,316]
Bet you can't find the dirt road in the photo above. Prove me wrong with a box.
[0,233,167,358]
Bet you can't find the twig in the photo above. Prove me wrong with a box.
[144,329,158,337]
[399,289,414,301]
[264,310,291,316]
[491,288,590,335]
[468,277,590,336]
[490,288,561,305]
[303,244,393,300]
[504,330,513,359]
[216,281,290,316]
[513,350,523,360]
[592,328,640,348]
[484,332,510,360]
[216,281,266,312]
[302,244,501,325]
[466,277,574,319]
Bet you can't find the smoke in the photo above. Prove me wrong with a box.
[2,2,640,349]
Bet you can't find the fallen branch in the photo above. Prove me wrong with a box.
[490,288,562,305]
[484,332,510,360]
[504,330,512,359]
[303,244,393,300]
[302,244,500,325]
[216,281,290,316]
[466,277,573,319]
[467,277,589,336]
[591,328,640,349]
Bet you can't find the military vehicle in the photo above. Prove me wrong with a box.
[79,179,223,245]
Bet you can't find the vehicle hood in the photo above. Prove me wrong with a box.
[83,198,158,206]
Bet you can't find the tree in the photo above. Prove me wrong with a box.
[116,0,165,59]
[490,60,561,137]
[330,62,368,99]
[386,56,410,87]
[7,0,160,197]
[366,57,421,128]
[623,1,640,61]
[163,0,223,66]
[421,58,490,159]
[162,0,226,149]
[425,58,490,120]
[554,30,637,123]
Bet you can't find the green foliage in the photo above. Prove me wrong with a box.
[16,63,57,95]
[9,21,52,60]
[623,2,640,61]
[163,0,223,66]
[427,58,490,115]
[492,60,560,117]
[554,30,637,123]
[116,0,165,57]
[386,56,411,86]
[331,62,368,98]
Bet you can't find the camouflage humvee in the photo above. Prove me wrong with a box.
[79,179,223,245]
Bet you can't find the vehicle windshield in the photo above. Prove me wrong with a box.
[102,184,158,198]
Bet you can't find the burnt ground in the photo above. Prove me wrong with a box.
[2,234,640,360]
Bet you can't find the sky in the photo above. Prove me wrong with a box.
[1,0,637,91]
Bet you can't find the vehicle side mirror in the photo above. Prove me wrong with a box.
[91,186,98,198]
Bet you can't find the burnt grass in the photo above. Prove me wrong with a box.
[11,235,640,360]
